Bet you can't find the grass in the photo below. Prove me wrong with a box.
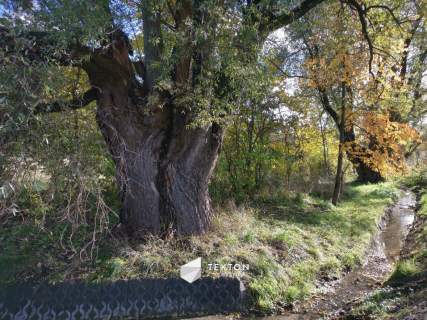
[389,259,421,282]
[348,285,427,320]
[0,181,400,313]
[419,192,427,217]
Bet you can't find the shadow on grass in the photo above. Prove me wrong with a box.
[253,183,397,239]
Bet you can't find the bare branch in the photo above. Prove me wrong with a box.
[34,87,99,114]
[343,0,375,78]
[267,57,308,79]
[365,5,402,26]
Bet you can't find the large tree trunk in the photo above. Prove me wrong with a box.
[83,38,223,237]
[1,0,327,238]
[95,88,222,236]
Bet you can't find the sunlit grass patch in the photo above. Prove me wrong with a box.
[419,192,427,217]
[389,259,421,282]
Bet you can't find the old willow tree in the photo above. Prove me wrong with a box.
[0,0,327,236]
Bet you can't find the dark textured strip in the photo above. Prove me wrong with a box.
[0,277,245,319]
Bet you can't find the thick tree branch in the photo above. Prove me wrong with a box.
[318,89,340,126]
[260,0,325,34]
[399,18,421,80]
[34,87,98,114]
[300,37,340,126]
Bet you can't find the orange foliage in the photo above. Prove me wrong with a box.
[345,112,421,177]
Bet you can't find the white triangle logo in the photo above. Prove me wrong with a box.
[180,257,202,283]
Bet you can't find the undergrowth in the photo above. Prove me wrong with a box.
[0,181,399,313]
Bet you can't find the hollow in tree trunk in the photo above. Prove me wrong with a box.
[354,161,384,183]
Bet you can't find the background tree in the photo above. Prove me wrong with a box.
[269,0,424,190]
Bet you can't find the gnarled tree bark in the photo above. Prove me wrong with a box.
[78,30,223,236]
